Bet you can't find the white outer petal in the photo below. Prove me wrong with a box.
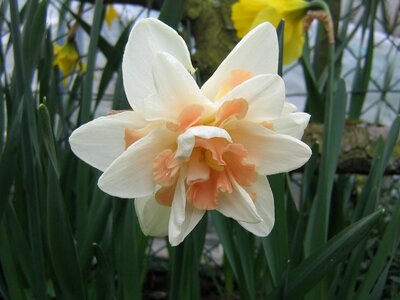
[272,112,310,139]
[98,127,176,198]
[226,120,312,175]
[169,169,205,246]
[282,102,298,113]
[217,175,262,223]
[143,52,214,121]
[135,195,170,237]
[175,126,232,159]
[69,111,148,172]
[122,18,194,110]
[239,176,275,236]
[216,74,285,121]
[201,22,279,99]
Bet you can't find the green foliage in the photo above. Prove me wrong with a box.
[0,1,399,299]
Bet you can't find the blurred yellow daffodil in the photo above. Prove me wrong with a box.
[105,5,120,27]
[53,42,80,75]
[232,0,311,65]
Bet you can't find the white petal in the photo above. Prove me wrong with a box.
[122,18,194,110]
[169,170,205,246]
[135,196,170,237]
[272,112,310,139]
[239,176,274,236]
[175,126,232,159]
[226,121,312,175]
[217,176,262,223]
[217,74,285,121]
[69,111,148,172]
[282,102,298,114]
[201,22,278,99]
[98,127,176,198]
[143,52,213,121]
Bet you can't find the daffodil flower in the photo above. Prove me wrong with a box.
[105,5,120,27]
[232,0,311,65]
[53,42,81,75]
[69,18,311,246]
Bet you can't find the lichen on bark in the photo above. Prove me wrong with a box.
[184,0,237,83]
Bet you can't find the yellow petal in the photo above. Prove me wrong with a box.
[105,5,119,27]
[231,0,269,38]
[231,0,309,64]
[282,18,305,65]
[53,42,79,75]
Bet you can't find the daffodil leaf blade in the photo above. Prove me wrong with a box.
[117,200,149,300]
[304,78,347,255]
[3,208,35,292]
[355,199,400,299]
[169,215,207,300]
[335,138,386,297]
[77,190,112,271]
[158,0,184,29]
[234,225,256,299]
[263,174,289,287]
[0,225,27,300]
[0,99,23,223]
[211,212,253,299]
[282,209,383,299]
[46,163,87,300]
[211,211,240,279]
[93,243,114,300]
[80,0,103,123]
[38,104,59,176]
[348,0,378,119]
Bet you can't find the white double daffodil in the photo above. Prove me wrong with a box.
[69,18,311,246]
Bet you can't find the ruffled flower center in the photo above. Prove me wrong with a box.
[153,137,257,210]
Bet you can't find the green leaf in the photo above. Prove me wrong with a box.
[38,104,59,177]
[0,101,23,222]
[281,209,383,299]
[348,0,378,119]
[211,212,253,299]
[93,243,114,300]
[305,78,347,256]
[263,174,288,287]
[119,200,143,300]
[75,0,104,255]
[46,161,87,300]
[41,103,87,300]
[158,0,184,29]
[169,215,207,300]
[0,224,26,300]
[80,0,103,124]
[78,191,112,272]
[355,199,400,299]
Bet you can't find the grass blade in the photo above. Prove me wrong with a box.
[283,209,384,299]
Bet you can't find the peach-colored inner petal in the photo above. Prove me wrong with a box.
[195,138,227,168]
[166,104,204,133]
[215,69,254,100]
[155,183,176,206]
[152,149,180,187]
[214,98,249,127]
[124,128,145,149]
[187,148,210,183]
[184,137,256,210]
[223,144,257,186]
[186,173,219,210]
